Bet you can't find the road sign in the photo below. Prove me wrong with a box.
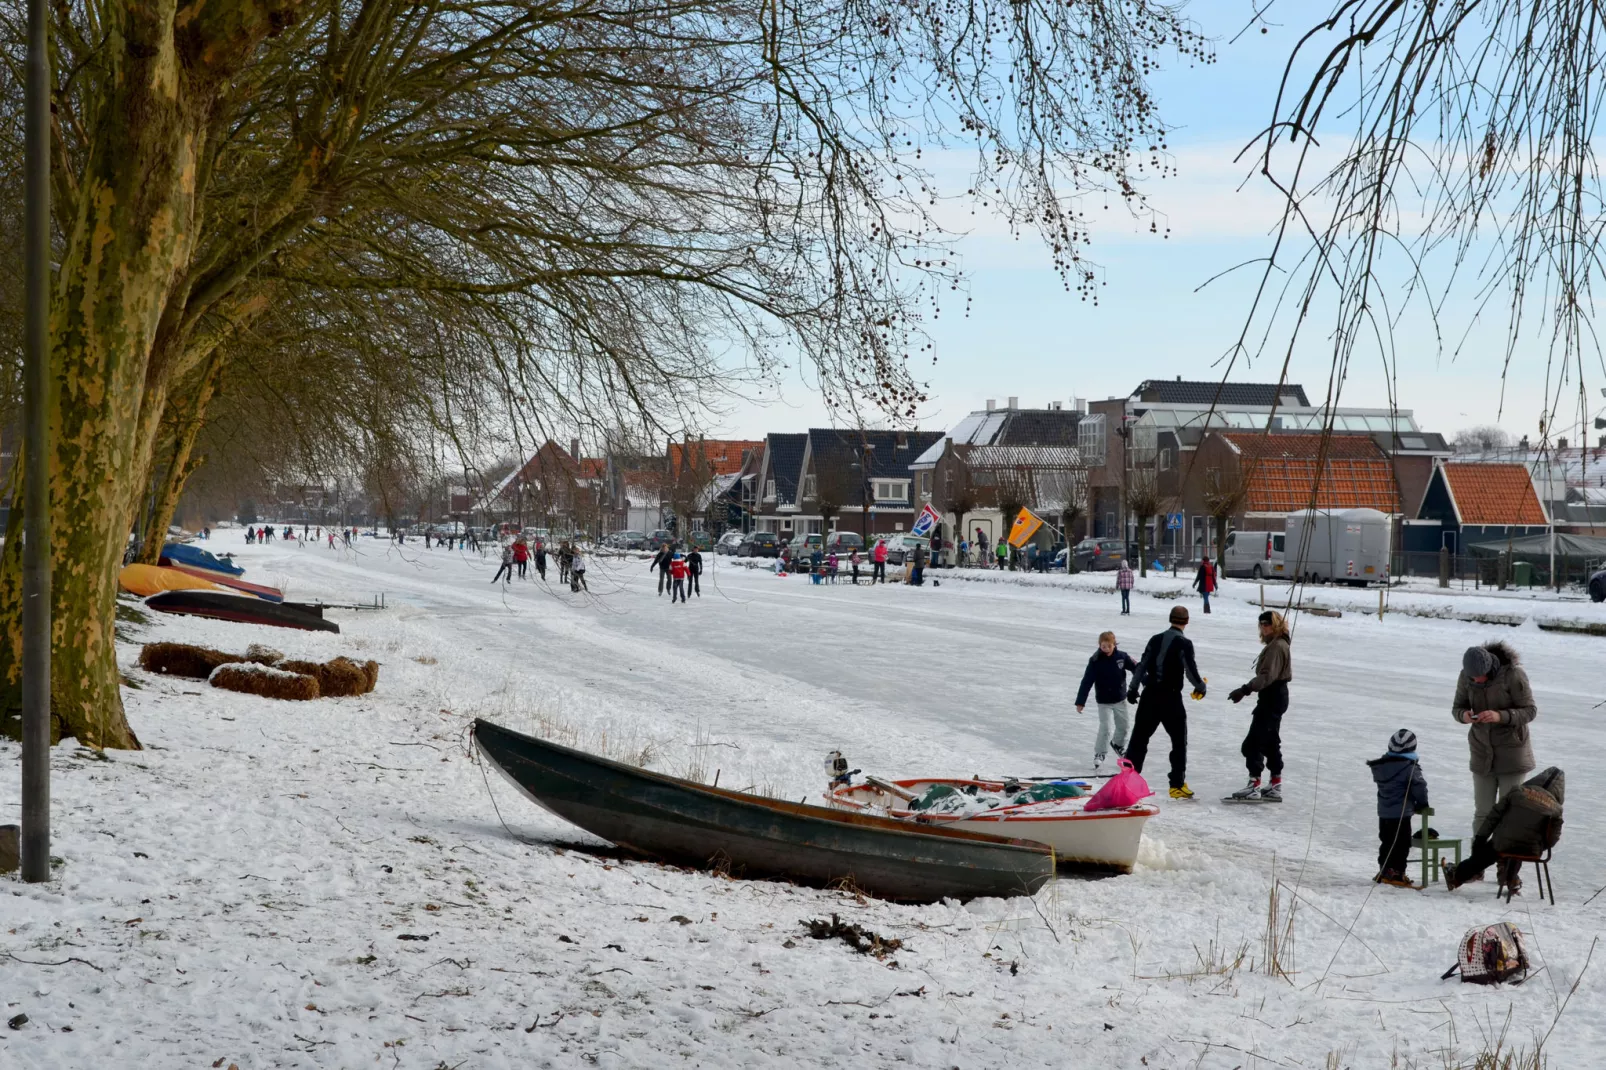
[1166,512,1183,531]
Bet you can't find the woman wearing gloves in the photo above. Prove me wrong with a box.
[1226,611,1293,802]
[1452,642,1537,840]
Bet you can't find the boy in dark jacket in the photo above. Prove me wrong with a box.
[1368,729,1429,886]
[1445,766,1563,897]
[1126,606,1206,798]
[1075,631,1139,770]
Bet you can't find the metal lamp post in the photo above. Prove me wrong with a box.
[21,0,53,883]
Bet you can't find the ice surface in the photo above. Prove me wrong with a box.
[3,533,1604,1067]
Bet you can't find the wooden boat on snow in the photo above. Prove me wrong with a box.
[472,719,1056,903]
[826,777,1157,874]
[144,590,339,633]
[160,560,285,602]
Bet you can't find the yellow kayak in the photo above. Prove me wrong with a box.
[118,563,230,597]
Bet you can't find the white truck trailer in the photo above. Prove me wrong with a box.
[1282,507,1392,585]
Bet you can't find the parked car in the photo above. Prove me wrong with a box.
[737,531,780,558]
[646,529,675,550]
[793,531,865,563]
[688,531,714,552]
[1072,538,1127,572]
[1590,567,1606,603]
[715,531,746,555]
[878,534,929,566]
[1221,529,1286,580]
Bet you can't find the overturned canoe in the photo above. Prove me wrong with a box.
[160,541,246,576]
[473,719,1055,903]
[119,563,230,597]
[144,590,339,633]
[160,561,284,602]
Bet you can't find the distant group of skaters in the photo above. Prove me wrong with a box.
[490,535,588,591]
[1078,590,1561,894]
[777,538,913,585]
[244,524,359,549]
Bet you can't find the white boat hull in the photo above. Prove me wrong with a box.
[827,778,1156,874]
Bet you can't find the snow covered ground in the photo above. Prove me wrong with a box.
[4,532,1606,1068]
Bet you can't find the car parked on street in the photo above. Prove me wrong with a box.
[688,531,714,552]
[1072,538,1127,572]
[737,531,781,558]
[715,531,746,555]
[646,529,675,550]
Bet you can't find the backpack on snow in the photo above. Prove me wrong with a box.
[1441,923,1529,985]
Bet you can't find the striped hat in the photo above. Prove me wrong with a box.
[1388,729,1417,754]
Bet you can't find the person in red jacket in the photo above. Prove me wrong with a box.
[1193,554,1217,614]
[669,552,690,603]
[871,538,889,584]
[512,537,530,580]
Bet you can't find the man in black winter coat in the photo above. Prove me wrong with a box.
[650,547,672,595]
[1125,605,1205,798]
[686,549,703,597]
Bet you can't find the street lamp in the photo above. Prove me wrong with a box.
[20,0,52,882]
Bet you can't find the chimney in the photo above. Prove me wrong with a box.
[570,437,580,460]
[1007,396,1019,409]
[1048,400,1063,411]
[1072,396,1086,413]
[1558,436,1569,450]
[985,399,996,411]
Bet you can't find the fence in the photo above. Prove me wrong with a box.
[1392,550,1605,590]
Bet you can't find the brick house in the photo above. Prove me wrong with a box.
[1414,462,1550,553]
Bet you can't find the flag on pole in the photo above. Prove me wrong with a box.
[910,503,941,538]
[1006,507,1044,548]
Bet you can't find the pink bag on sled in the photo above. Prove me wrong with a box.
[1083,758,1152,811]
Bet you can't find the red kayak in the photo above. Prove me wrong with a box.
[160,560,284,602]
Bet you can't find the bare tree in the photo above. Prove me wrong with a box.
[1453,426,1513,454]
[0,0,1206,746]
[1202,464,1252,563]
[1125,469,1166,579]
[944,454,980,560]
[1233,3,1606,469]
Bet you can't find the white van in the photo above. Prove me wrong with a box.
[1222,529,1286,579]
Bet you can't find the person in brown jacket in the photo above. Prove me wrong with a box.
[1227,611,1293,801]
[1453,641,1537,839]
[1445,767,1563,896]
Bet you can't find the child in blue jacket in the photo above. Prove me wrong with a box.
[1368,729,1430,886]
[1075,631,1139,770]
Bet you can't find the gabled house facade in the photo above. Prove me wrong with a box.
[792,428,944,540]
[1414,462,1549,552]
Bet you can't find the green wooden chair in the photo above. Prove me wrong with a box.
[1411,807,1462,888]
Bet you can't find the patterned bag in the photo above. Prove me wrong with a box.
[1442,923,1529,985]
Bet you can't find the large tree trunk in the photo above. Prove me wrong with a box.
[138,357,224,564]
[0,1,298,748]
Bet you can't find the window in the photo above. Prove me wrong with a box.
[802,474,817,499]
[1158,448,1173,470]
[764,479,776,501]
[874,480,908,502]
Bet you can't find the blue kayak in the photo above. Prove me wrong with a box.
[160,542,246,577]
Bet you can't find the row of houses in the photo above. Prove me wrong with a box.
[460,378,1606,562]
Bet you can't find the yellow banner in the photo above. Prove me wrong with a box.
[1006,507,1043,548]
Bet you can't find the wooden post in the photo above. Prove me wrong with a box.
[1378,587,1384,620]
[1438,545,1450,589]
[1259,583,1264,611]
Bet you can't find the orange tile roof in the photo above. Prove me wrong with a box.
[1222,432,1402,513]
[1441,462,1547,525]
[669,440,763,478]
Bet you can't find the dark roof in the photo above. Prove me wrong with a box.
[1132,379,1310,407]
[805,428,945,507]
[996,409,1081,447]
[764,433,807,504]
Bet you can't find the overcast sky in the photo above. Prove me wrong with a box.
[705,1,1606,448]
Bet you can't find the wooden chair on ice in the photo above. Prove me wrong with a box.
[1410,807,1462,889]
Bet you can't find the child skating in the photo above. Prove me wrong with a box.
[1075,631,1139,770]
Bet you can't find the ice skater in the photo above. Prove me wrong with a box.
[669,552,689,602]
[491,544,514,585]
[1226,611,1293,802]
[1116,558,1134,614]
[686,546,702,596]
[1125,606,1205,799]
[1075,631,1138,770]
[570,546,589,591]
[1193,554,1216,613]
